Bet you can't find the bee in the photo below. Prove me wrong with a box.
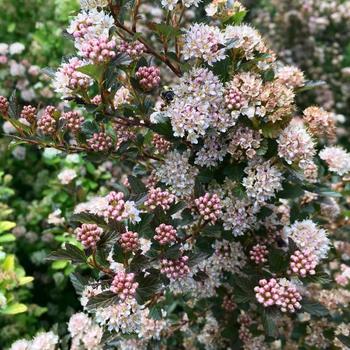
[161,89,175,103]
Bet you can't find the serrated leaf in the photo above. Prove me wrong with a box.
[302,300,329,316]
[337,335,350,347]
[262,310,279,338]
[77,64,105,82]
[47,243,87,264]
[167,201,187,216]
[135,271,162,304]
[70,273,88,295]
[128,175,147,194]
[86,291,118,310]
[129,252,150,272]
[70,212,109,229]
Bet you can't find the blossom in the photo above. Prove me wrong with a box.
[53,57,92,97]
[9,340,30,350]
[0,43,9,55]
[9,42,25,55]
[303,106,335,139]
[157,150,199,197]
[30,331,59,350]
[80,0,109,9]
[225,25,266,59]
[319,146,350,176]
[57,168,77,185]
[277,123,315,165]
[182,23,227,65]
[68,312,92,337]
[165,68,231,143]
[276,65,305,89]
[285,220,330,260]
[67,10,114,50]
[243,160,283,205]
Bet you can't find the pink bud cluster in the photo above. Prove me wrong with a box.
[279,283,302,313]
[288,250,317,277]
[144,187,175,211]
[87,132,113,152]
[120,231,139,252]
[81,36,116,63]
[75,223,103,249]
[154,224,177,245]
[110,271,139,300]
[0,96,9,115]
[105,191,127,221]
[60,57,91,91]
[119,41,145,58]
[254,278,302,313]
[71,18,93,39]
[194,193,222,224]
[136,66,161,90]
[224,86,245,110]
[152,134,171,154]
[37,106,57,135]
[249,244,268,264]
[91,95,102,105]
[61,111,84,133]
[21,105,36,123]
[161,255,190,280]
[254,279,282,307]
[222,295,237,311]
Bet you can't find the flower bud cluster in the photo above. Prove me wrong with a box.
[75,223,103,249]
[136,66,161,90]
[154,224,177,245]
[120,231,140,252]
[161,255,190,280]
[194,193,222,224]
[110,271,139,300]
[37,106,57,135]
[87,132,113,152]
[144,187,175,211]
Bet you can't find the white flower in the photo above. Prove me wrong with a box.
[157,150,199,197]
[206,3,218,16]
[114,86,131,107]
[319,146,350,176]
[3,121,17,134]
[160,0,178,10]
[9,339,30,350]
[182,0,202,8]
[57,168,77,185]
[9,42,25,55]
[21,89,36,102]
[278,123,315,165]
[12,146,26,160]
[10,61,26,76]
[225,24,266,59]
[47,209,65,225]
[67,10,114,50]
[285,220,330,260]
[74,196,109,216]
[0,43,9,55]
[124,201,141,223]
[68,312,92,337]
[80,0,109,9]
[182,23,227,65]
[243,159,283,205]
[29,331,59,350]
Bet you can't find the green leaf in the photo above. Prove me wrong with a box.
[52,260,68,270]
[302,300,329,316]
[0,234,16,243]
[70,212,109,230]
[129,252,150,272]
[86,291,119,310]
[167,201,187,216]
[128,175,147,194]
[70,273,88,295]
[153,23,181,39]
[148,304,162,320]
[1,303,28,315]
[77,64,105,82]
[262,310,279,338]
[296,80,325,93]
[0,221,16,234]
[135,271,162,304]
[337,335,350,347]
[47,243,87,264]
[268,248,289,273]
[18,276,34,285]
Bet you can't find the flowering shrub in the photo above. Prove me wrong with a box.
[2,0,350,349]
